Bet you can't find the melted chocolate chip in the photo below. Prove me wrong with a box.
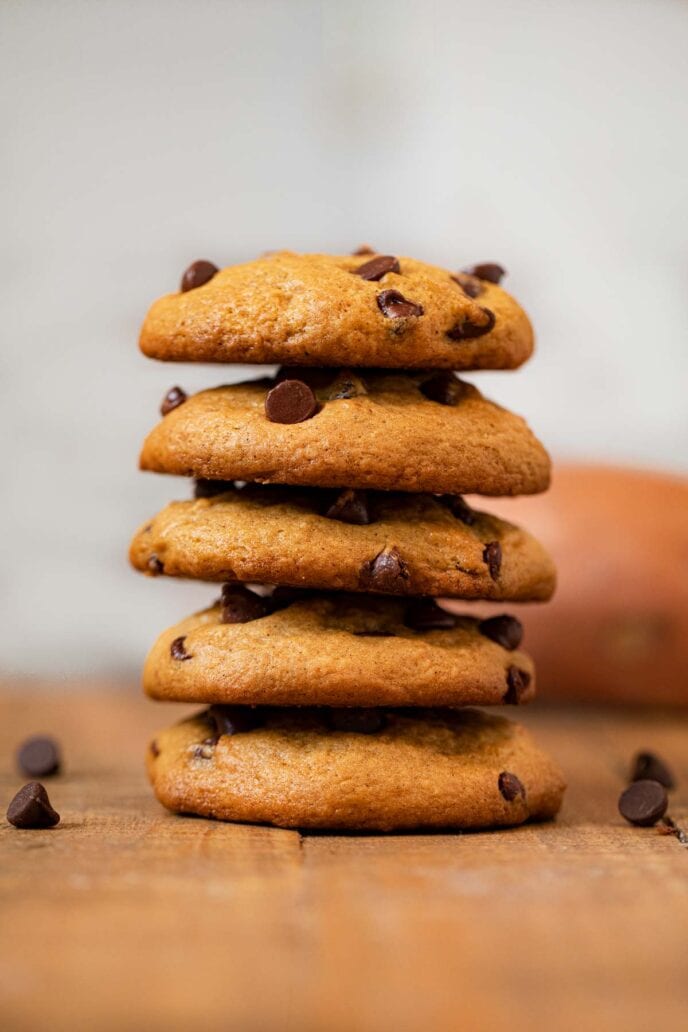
[193,479,235,499]
[404,599,456,631]
[325,489,371,525]
[207,705,264,738]
[478,615,523,651]
[419,372,464,406]
[451,273,483,298]
[7,782,60,829]
[463,262,506,284]
[377,289,424,319]
[327,370,368,399]
[170,635,193,661]
[265,380,318,424]
[618,780,668,827]
[327,709,386,734]
[353,255,400,281]
[504,666,531,704]
[220,585,269,624]
[269,586,311,610]
[630,752,675,790]
[441,495,477,525]
[147,555,164,575]
[359,549,410,592]
[160,386,187,416]
[483,541,502,581]
[447,307,496,341]
[180,259,219,292]
[498,771,526,802]
[16,736,61,778]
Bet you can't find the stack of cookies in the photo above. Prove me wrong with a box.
[130,250,565,831]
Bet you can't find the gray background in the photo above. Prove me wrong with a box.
[2,0,687,677]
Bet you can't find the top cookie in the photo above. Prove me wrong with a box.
[139,251,533,370]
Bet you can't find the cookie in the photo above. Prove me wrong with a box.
[130,486,556,600]
[139,251,533,371]
[147,707,565,830]
[143,593,536,707]
[139,372,551,496]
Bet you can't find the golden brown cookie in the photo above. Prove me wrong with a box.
[139,251,533,371]
[147,707,565,830]
[139,372,551,496]
[130,486,556,600]
[143,592,535,707]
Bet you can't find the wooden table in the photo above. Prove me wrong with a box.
[1,685,687,1032]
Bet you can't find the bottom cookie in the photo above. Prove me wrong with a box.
[147,708,565,831]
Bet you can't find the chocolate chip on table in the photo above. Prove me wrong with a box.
[327,708,386,734]
[462,262,506,284]
[16,736,61,778]
[160,386,187,416]
[207,705,264,738]
[265,380,318,424]
[180,259,219,292]
[327,369,368,399]
[504,666,531,704]
[450,272,483,298]
[483,541,502,581]
[419,372,464,406]
[404,599,456,631]
[441,494,477,525]
[630,751,675,789]
[352,244,376,255]
[359,548,410,592]
[147,555,164,575]
[447,307,496,341]
[618,780,668,827]
[193,479,235,499]
[170,635,192,661]
[478,615,523,651]
[498,771,526,802]
[353,255,400,281]
[7,782,60,829]
[376,289,424,319]
[220,584,269,624]
[325,488,371,525]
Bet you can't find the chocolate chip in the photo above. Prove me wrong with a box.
[150,739,160,758]
[447,307,495,341]
[16,736,61,778]
[170,635,192,661]
[353,630,396,637]
[504,666,531,704]
[403,599,456,631]
[618,780,668,827]
[376,289,424,319]
[463,262,506,284]
[269,586,311,610]
[327,709,386,734]
[353,255,400,281]
[450,272,483,298]
[478,615,523,651]
[498,771,526,802]
[147,555,164,575]
[7,782,60,829]
[441,495,477,525]
[352,244,375,255]
[483,541,502,581]
[419,372,464,406]
[160,386,187,416]
[325,489,371,525]
[180,259,219,292]
[275,367,335,390]
[265,380,318,424]
[630,752,675,790]
[359,548,410,592]
[220,584,269,624]
[207,705,264,738]
[327,370,368,400]
[194,479,235,499]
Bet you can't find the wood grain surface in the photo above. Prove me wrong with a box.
[1,684,687,1032]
